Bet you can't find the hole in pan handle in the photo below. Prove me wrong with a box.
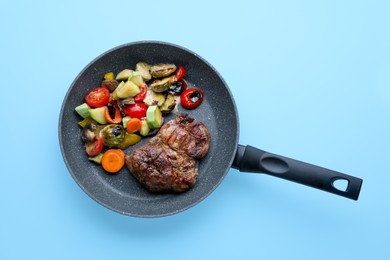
[232,145,363,200]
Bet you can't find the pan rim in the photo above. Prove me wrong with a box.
[58,40,240,217]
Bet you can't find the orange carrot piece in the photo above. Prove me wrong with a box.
[101,149,125,174]
[126,118,143,133]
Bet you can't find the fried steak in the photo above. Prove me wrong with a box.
[125,113,210,193]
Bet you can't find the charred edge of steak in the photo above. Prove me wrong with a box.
[175,113,194,125]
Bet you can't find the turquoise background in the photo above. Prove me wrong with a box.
[1,0,389,259]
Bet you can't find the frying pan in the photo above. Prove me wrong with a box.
[59,41,363,217]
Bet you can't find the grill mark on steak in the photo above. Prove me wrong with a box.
[125,113,210,193]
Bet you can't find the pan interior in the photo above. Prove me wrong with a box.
[59,41,239,217]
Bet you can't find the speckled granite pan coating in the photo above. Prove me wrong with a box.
[59,41,239,217]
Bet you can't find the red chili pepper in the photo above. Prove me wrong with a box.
[85,87,110,107]
[134,84,147,102]
[85,136,103,157]
[180,88,204,110]
[104,100,122,124]
[172,66,186,82]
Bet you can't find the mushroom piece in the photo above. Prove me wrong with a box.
[81,122,98,142]
[101,79,119,92]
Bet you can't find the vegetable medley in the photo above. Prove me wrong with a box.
[75,62,204,173]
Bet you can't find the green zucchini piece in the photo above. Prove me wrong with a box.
[75,103,90,118]
[122,116,131,128]
[112,81,125,100]
[129,71,144,87]
[117,80,140,98]
[115,69,133,81]
[88,153,103,164]
[139,120,150,136]
[146,105,163,129]
[88,107,108,124]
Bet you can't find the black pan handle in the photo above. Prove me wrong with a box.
[232,145,362,200]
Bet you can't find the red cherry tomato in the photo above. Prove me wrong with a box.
[85,87,110,107]
[180,88,204,110]
[134,84,147,102]
[104,101,122,124]
[172,66,186,82]
[122,102,148,119]
[85,136,103,157]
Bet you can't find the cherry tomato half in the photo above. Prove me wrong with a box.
[85,87,110,107]
[172,66,186,82]
[122,101,148,119]
[85,136,103,157]
[180,88,204,110]
[104,100,122,124]
[134,84,147,102]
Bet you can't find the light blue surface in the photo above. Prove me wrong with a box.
[1,0,389,259]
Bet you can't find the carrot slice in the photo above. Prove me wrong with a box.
[101,149,125,174]
[126,118,143,133]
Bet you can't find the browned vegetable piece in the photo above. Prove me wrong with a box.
[160,93,176,114]
[143,89,166,106]
[81,121,102,142]
[150,63,177,78]
[150,76,172,93]
[101,124,125,147]
[135,62,152,81]
[101,80,119,92]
